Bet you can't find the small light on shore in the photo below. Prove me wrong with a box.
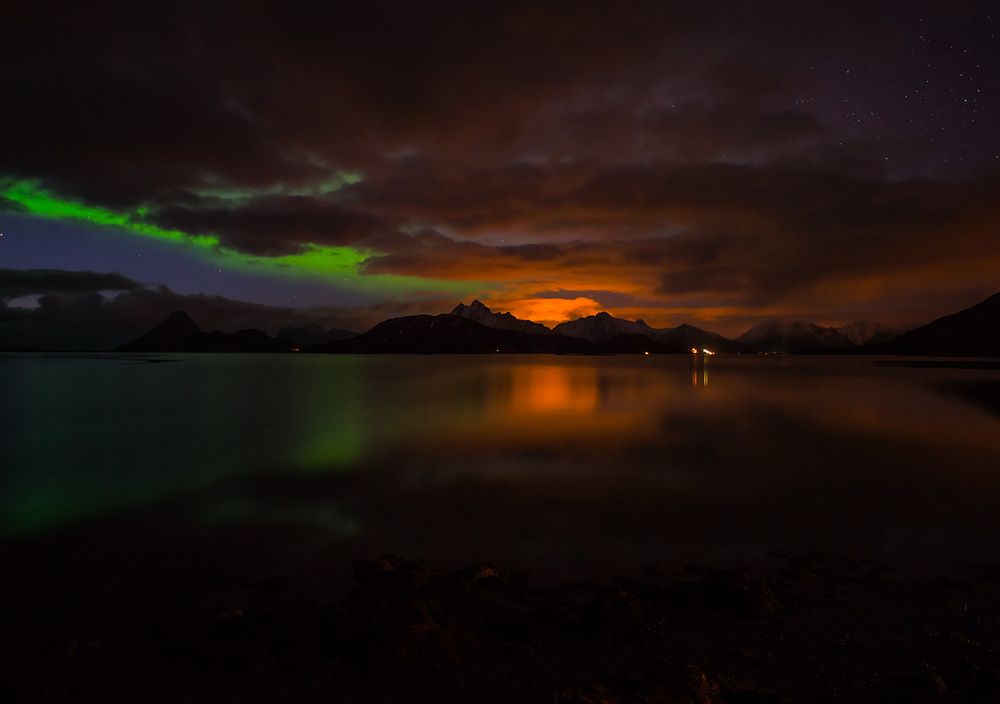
[644,351,650,356]
[690,347,698,354]
[702,348,715,356]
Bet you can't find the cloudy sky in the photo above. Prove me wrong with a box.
[2,0,999,337]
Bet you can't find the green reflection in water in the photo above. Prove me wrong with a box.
[10,353,998,542]
[295,357,369,470]
[0,355,374,536]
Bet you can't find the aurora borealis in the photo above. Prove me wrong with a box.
[1,178,472,295]
[2,179,221,247]
[2,1,1000,335]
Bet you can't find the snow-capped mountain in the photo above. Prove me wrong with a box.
[737,321,855,353]
[835,321,901,346]
[450,300,551,336]
[552,312,656,343]
[554,313,748,352]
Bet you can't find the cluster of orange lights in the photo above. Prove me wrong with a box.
[690,348,716,355]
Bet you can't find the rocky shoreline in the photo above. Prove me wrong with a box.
[7,552,1000,703]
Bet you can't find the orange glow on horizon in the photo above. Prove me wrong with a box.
[493,296,603,327]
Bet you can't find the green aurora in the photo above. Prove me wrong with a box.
[0,178,476,296]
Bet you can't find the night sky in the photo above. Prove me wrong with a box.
[2,1,999,337]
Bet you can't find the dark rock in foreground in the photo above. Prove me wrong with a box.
[10,554,1000,702]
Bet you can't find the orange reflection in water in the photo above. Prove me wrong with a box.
[509,364,599,413]
[691,356,709,387]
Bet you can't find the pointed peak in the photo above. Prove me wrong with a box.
[452,299,491,315]
[165,310,195,323]
[118,309,200,351]
[159,310,200,334]
[595,311,613,319]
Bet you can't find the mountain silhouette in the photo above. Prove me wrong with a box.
[555,313,747,352]
[857,292,1000,355]
[330,308,751,355]
[326,314,596,354]
[737,320,902,352]
[118,311,297,352]
[653,323,746,353]
[837,320,903,346]
[118,311,199,351]
[598,333,678,353]
[737,321,855,353]
[277,322,357,347]
[450,300,551,336]
[92,294,1000,356]
[553,312,655,343]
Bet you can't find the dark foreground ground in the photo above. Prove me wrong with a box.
[5,552,1000,703]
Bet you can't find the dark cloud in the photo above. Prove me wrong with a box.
[0,269,143,299]
[151,196,397,256]
[2,0,999,328]
[359,162,1000,307]
[0,0,899,211]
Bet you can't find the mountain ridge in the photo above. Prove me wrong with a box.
[450,300,551,336]
[553,311,656,343]
[325,314,595,354]
[855,293,1000,355]
[554,311,749,353]
[737,321,855,353]
[109,293,1000,355]
[118,310,298,352]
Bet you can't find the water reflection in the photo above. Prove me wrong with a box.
[3,354,1000,575]
[690,355,710,387]
[510,364,598,413]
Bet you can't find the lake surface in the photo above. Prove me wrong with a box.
[2,353,1000,629]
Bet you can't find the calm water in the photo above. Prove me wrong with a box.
[2,353,1000,622]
